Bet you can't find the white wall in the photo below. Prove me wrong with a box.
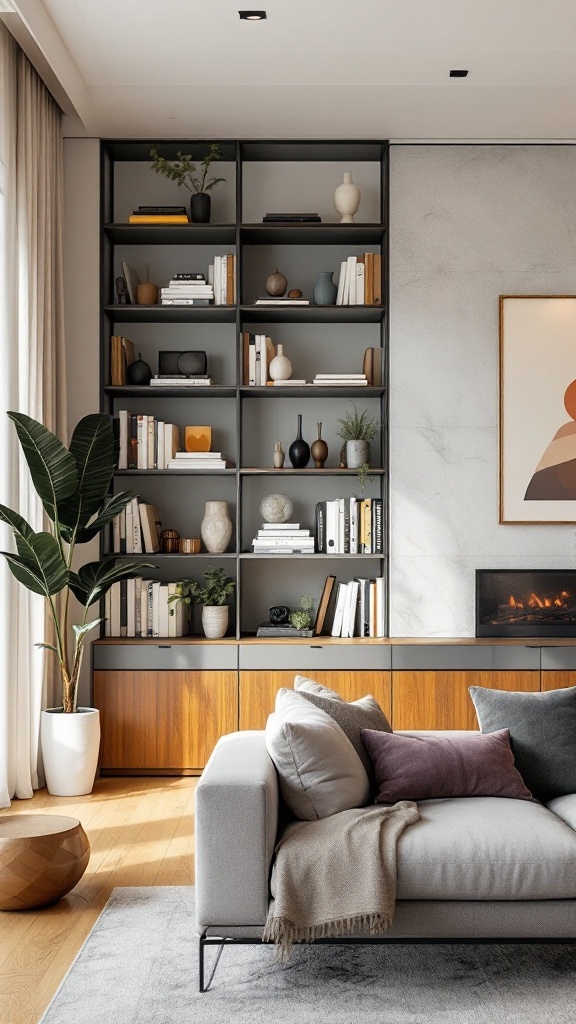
[63,138,100,704]
[389,144,576,637]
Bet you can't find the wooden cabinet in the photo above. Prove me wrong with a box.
[239,670,392,731]
[541,672,576,691]
[93,670,238,773]
[391,671,540,731]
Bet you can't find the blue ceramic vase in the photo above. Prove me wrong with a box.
[313,271,338,305]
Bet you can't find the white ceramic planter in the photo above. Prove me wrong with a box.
[346,439,369,468]
[202,605,229,639]
[41,707,100,796]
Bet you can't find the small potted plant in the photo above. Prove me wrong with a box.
[290,594,314,630]
[150,144,226,223]
[172,567,235,639]
[336,403,381,470]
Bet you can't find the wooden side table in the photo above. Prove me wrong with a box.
[0,814,90,910]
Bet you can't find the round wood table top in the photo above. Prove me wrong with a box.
[0,814,81,839]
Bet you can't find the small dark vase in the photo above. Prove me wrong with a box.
[311,422,328,468]
[126,352,152,386]
[289,414,310,469]
[190,192,211,223]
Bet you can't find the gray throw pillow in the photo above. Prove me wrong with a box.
[468,685,576,801]
[294,674,392,778]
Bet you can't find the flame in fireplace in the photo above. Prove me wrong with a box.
[506,590,571,611]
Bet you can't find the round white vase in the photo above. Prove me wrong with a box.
[201,500,233,553]
[334,171,361,223]
[41,707,100,797]
[269,344,292,381]
[202,605,229,639]
[346,439,369,468]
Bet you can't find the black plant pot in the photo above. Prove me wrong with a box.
[190,192,211,223]
[289,414,310,469]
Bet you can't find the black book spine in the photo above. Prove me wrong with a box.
[315,501,326,553]
[344,500,351,554]
[129,414,138,469]
[173,273,206,281]
[373,498,383,554]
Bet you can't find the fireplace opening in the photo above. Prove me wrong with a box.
[476,570,576,637]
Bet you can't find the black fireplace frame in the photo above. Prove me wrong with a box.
[475,569,576,638]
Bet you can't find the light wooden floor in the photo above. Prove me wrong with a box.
[0,776,197,1024]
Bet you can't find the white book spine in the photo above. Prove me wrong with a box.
[375,576,385,638]
[104,588,111,636]
[255,334,262,386]
[249,339,256,385]
[356,262,365,304]
[336,260,347,306]
[127,578,136,637]
[137,415,147,469]
[118,410,129,470]
[125,501,133,553]
[167,583,177,638]
[151,581,161,637]
[157,421,165,470]
[158,584,169,638]
[135,578,142,637]
[147,417,155,469]
[349,497,358,554]
[325,500,338,555]
[331,583,347,637]
[346,256,357,305]
[221,256,227,304]
[131,497,142,553]
[337,497,345,555]
[208,263,214,286]
[140,581,150,638]
[213,256,220,305]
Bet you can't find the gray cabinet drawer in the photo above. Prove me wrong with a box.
[541,648,576,671]
[238,644,390,671]
[92,644,238,671]
[391,645,540,671]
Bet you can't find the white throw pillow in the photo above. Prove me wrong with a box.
[265,688,371,820]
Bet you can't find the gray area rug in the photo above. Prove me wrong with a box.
[40,887,576,1023]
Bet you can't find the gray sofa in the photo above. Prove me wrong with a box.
[195,729,576,988]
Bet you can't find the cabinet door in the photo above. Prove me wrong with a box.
[391,671,540,731]
[541,672,576,692]
[239,671,392,731]
[93,671,238,771]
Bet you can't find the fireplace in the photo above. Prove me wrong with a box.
[476,570,576,637]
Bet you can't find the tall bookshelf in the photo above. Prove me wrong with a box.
[99,139,389,643]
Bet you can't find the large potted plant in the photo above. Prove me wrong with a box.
[150,143,226,223]
[0,412,152,796]
[172,567,235,639]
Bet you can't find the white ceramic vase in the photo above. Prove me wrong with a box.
[269,344,292,381]
[346,439,369,468]
[202,605,229,639]
[201,500,232,553]
[334,171,361,223]
[41,707,100,796]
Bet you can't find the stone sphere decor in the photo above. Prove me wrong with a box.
[259,493,293,524]
[0,813,90,910]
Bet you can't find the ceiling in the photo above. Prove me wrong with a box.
[4,0,576,140]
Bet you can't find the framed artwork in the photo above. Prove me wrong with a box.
[500,295,576,523]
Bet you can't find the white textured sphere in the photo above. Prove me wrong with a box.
[260,493,293,523]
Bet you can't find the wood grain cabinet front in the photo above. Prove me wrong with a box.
[238,670,392,731]
[93,670,238,773]
[391,671,540,731]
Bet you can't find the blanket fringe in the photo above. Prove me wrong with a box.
[262,912,394,962]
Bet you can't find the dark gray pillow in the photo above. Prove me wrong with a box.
[294,675,392,778]
[468,685,576,801]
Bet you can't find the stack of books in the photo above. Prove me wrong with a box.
[336,254,382,305]
[256,621,314,638]
[150,375,212,387]
[330,576,386,638]
[111,498,161,554]
[208,255,235,305]
[252,523,314,554]
[262,212,321,223]
[167,451,232,470]
[312,373,368,387]
[105,578,188,638]
[128,205,189,224]
[161,273,213,306]
[254,297,310,305]
[315,498,384,555]
[117,410,180,470]
[110,335,136,385]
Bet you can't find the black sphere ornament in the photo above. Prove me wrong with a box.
[269,605,290,625]
[127,353,152,386]
[288,413,310,469]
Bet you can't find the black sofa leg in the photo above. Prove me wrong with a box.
[199,933,227,992]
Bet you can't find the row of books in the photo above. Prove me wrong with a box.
[315,498,384,555]
[330,576,386,637]
[242,332,275,385]
[209,256,235,305]
[111,498,161,553]
[336,253,382,306]
[110,335,136,386]
[104,579,188,638]
[117,411,180,470]
[252,522,314,554]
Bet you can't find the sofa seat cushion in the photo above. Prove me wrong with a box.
[396,796,576,901]
[547,793,576,832]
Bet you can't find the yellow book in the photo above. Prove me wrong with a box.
[128,215,189,224]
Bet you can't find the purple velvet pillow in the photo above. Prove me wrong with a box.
[361,728,534,803]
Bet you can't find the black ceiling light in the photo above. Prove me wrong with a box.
[239,10,267,19]
[450,69,469,78]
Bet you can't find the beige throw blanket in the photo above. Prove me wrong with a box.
[263,801,420,959]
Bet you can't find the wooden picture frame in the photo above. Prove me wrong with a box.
[500,295,576,523]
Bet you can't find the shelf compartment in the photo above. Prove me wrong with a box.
[105,385,236,399]
[240,141,386,162]
[240,224,385,246]
[240,305,385,324]
[239,386,386,399]
[240,467,386,476]
[104,305,236,324]
[104,224,237,245]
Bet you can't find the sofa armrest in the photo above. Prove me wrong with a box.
[195,730,279,931]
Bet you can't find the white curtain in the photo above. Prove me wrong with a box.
[0,25,67,807]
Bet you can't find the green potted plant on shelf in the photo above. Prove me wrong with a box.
[336,403,381,475]
[172,566,236,639]
[150,143,226,223]
[290,594,315,630]
[0,412,152,796]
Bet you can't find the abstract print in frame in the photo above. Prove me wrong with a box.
[500,296,576,523]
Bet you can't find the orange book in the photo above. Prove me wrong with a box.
[373,253,382,305]
[226,254,235,305]
[128,215,189,223]
[364,252,374,305]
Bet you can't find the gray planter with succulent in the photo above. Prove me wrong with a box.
[150,143,226,223]
[172,567,235,640]
[0,412,153,795]
[336,404,381,487]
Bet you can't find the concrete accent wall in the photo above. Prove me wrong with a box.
[389,145,576,636]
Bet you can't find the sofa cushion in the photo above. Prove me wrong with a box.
[294,675,391,778]
[362,728,534,803]
[468,684,576,801]
[396,796,576,901]
[265,688,370,820]
[547,794,576,833]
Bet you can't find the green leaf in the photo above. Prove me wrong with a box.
[69,559,156,607]
[8,412,77,522]
[35,642,60,656]
[58,415,120,540]
[1,531,68,597]
[0,503,35,545]
[71,491,134,545]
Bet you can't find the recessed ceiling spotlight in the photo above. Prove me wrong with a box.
[450,69,469,78]
[239,10,267,19]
